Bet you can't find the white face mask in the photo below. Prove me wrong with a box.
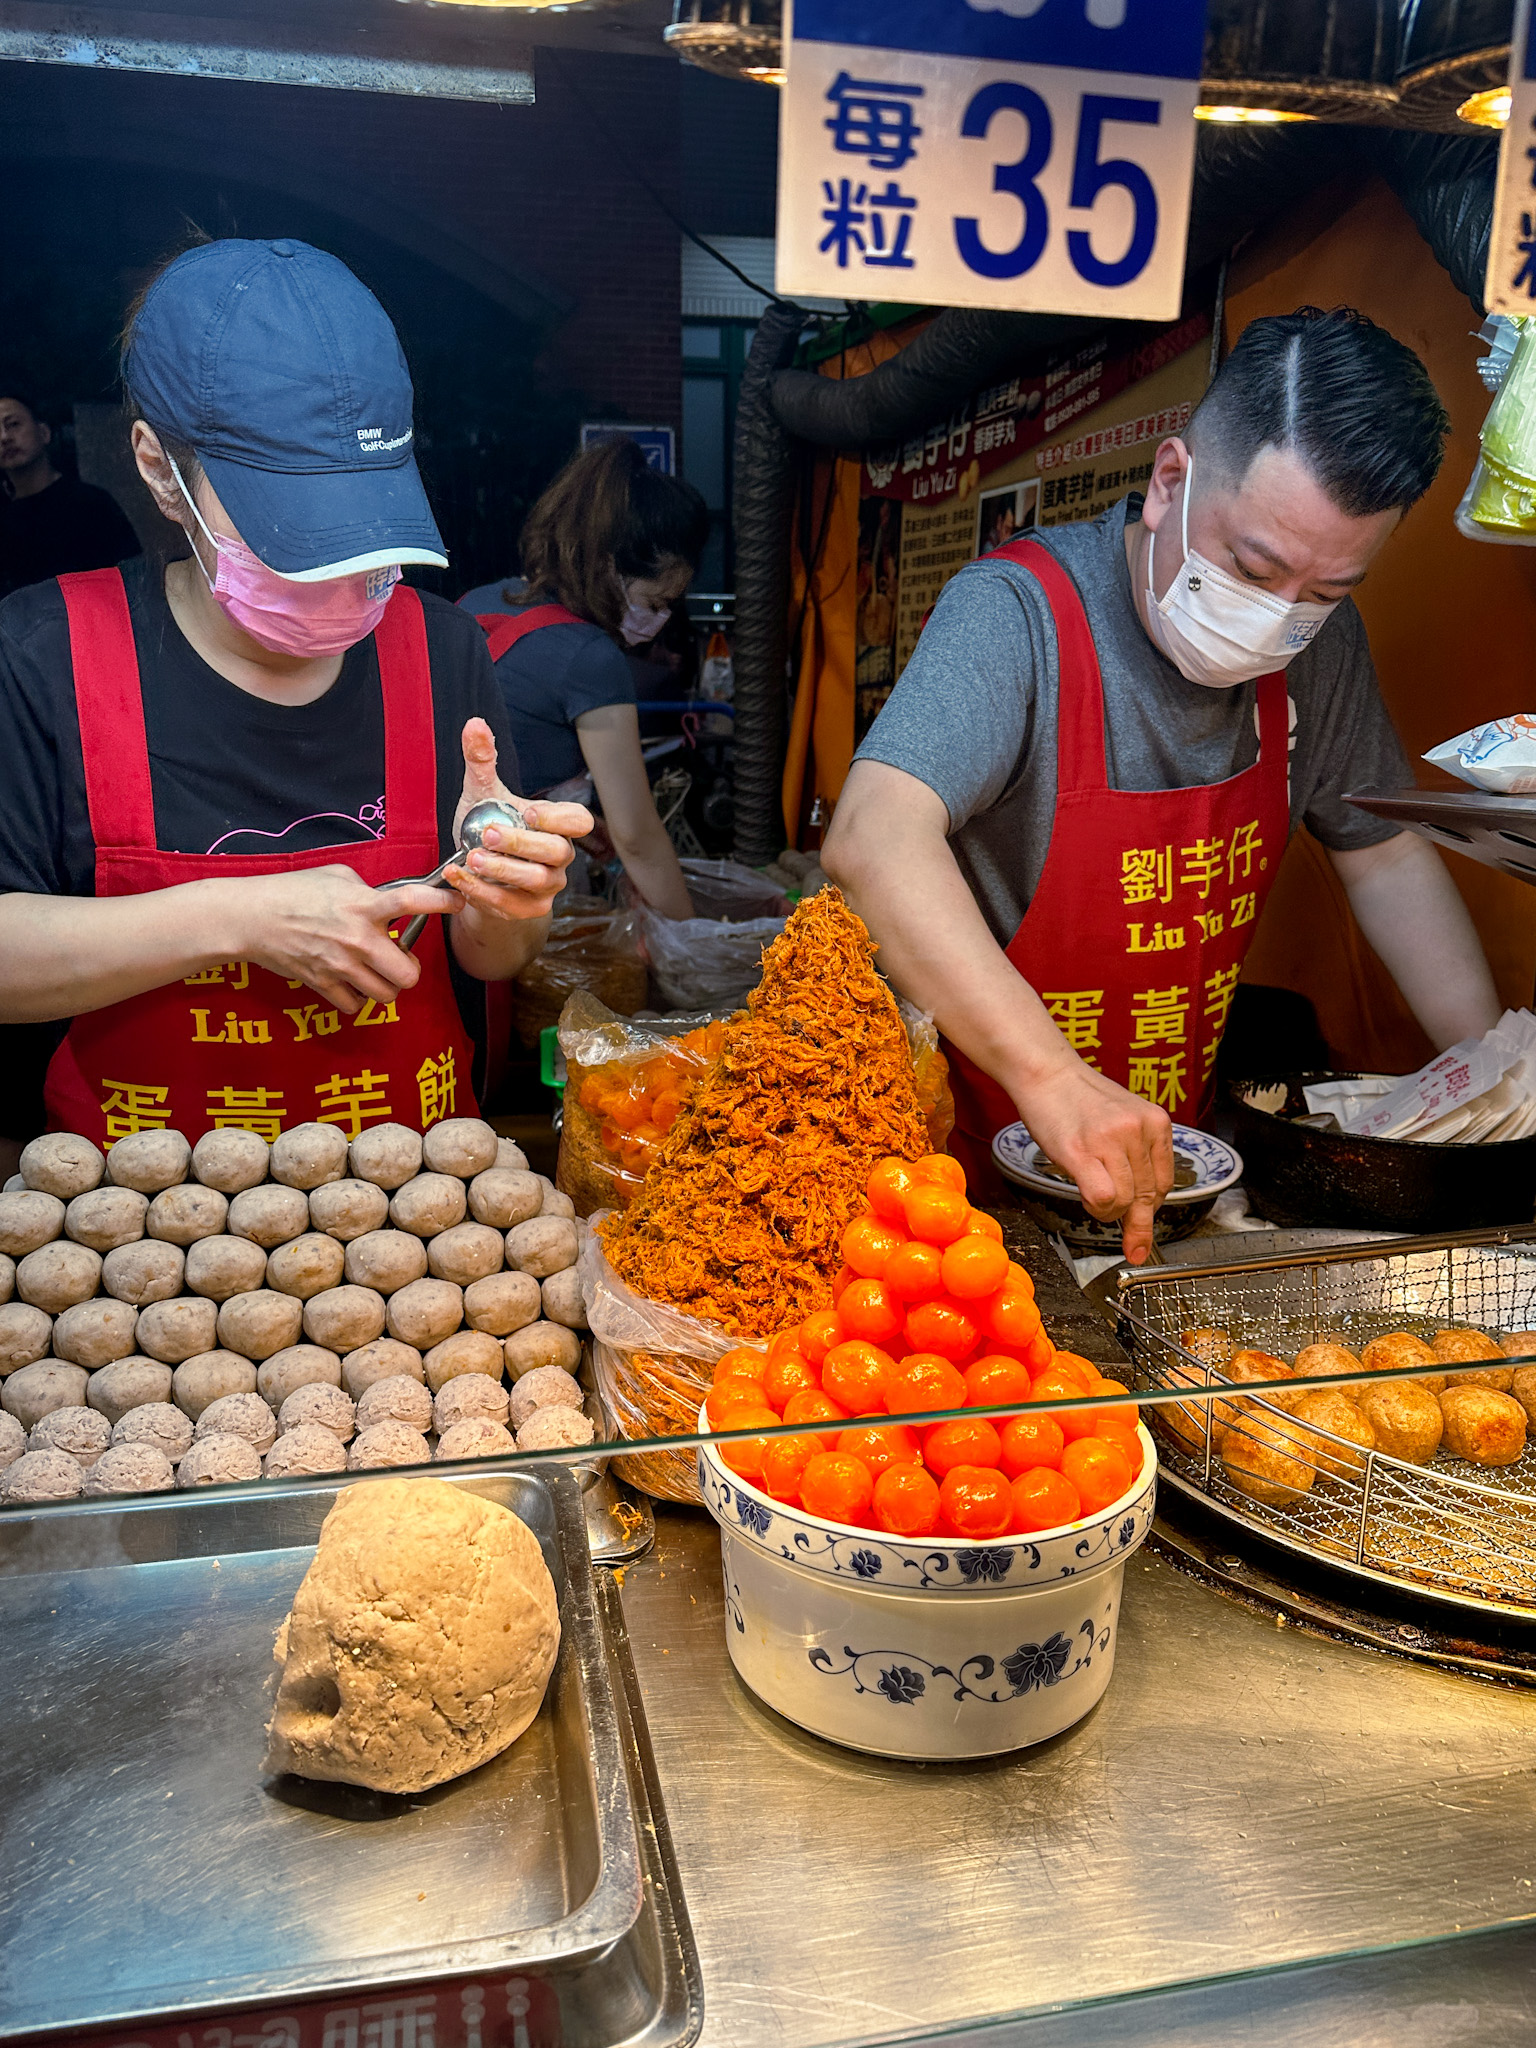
[1143,453,1340,688]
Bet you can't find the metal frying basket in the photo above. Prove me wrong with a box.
[1115,1228,1536,1623]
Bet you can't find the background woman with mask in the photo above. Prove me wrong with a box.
[476,437,706,920]
[823,307,1502,1262]
[0,237,590,1162]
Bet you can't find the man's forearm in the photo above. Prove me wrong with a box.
[1331,833,1502,1051]
[0,885,238,1023]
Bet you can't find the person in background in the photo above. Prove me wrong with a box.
[0,238,590,1168]
[0,393,142,601]
[465,438,706,920]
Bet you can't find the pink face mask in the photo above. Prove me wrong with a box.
[171,457,399,658]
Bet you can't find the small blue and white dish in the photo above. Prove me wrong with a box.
[991,1121,1243,1251]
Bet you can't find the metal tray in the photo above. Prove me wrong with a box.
[1346,784,1536,887]
[0,1466,646,2041]
[1114,1230,1536,1626]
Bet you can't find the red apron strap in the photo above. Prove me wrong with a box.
[58,569,156,852]
[479,604,585,663]
[374,585,439,842]
[989,537,1108,793]
[1255,668,1289,762]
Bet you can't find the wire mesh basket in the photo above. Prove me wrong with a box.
[1115,1229,1536,1621]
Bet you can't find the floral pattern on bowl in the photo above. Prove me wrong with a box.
[808,1616,1112,1707]
[697,1418,1157,1594]
[992,1122,1242,1204]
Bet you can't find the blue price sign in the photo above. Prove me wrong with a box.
[1486,0,1536,314]
[579,423,676,475]
[777,0,1208,319]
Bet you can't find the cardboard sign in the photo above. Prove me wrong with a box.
[1487,0,1536,315]
[777,0,1208,319]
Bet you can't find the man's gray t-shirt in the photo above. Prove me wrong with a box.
[855,496,1408,946]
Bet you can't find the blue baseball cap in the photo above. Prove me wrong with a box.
[123,238,447,581]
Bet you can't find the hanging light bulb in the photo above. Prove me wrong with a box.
[1195,105,1315,123]
[1458,85,1513,126]
[665,0,783,83]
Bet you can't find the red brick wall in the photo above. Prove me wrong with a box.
[0,49,681,428]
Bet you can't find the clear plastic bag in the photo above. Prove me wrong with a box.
[507,899,648,1050]
[579,1219,762,1502]
[896,995,956,1154]
[638,906,788,1012]
[556,992,729,1215]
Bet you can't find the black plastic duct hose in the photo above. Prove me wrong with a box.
[731,299,805,866]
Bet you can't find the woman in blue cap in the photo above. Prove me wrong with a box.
[0,238,591,1152]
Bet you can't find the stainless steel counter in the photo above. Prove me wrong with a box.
[617,1509,1536,2046]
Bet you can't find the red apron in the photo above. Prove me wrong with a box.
[478,604,584,662]
[45,570,477,1149]
[944,537,1290,1195]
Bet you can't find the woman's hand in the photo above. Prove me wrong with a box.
[448,719,594,923]
[232,865,461,1012]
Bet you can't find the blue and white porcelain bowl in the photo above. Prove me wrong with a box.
[698,1412,1157,1760]
[992,1121,1243,1252]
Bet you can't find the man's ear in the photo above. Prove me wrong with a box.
[1141,435,1189,537]
[38,420,52,449]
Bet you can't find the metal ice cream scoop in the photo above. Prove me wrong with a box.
[381,798,527,953]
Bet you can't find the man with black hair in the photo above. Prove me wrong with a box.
[826,307,1501,1263]
[0,394,141,600]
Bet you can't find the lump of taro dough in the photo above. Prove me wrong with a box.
[347,1421,432,1471]
[504,1321,582,1380]
[190,1126,271,1196]
[0,1411,26,1471]
[106,1128,191,1194]
[504,1218,578,1281]
[307,1179,390,1243]
[258,1344,343,1409]
[386,1278,464,1352]
[463,1271,541,1340]
[356,1374,434,1433]
[422,1329,503,1395]
[227,1185,311,1251]
[146,1184,229,1247]
[496,1137,529,1172]
[18,1241,101,1314]
[0,1254,11,1306]
[435,1418,516,1462]
[20,1132,105,1200]
[540,1267,586,1332]
[0,1302,55,1377]
[539,1182,577,1222]
[421,1117,499,1179]
[31,1403,112,1467]
[65,1186,148,1254]
[343,1230,428,1297]
[390,1175,467,1241]
[263,1476,559,1792]
[0,1191,66,1259]
[267,1233,346,1301]
[3,1361,89,1432]
[341,1338,426,1400]
[113,1401,194,1461]
[2,1449,84,1503]
[426,1222,505,1288]
[264,1423,348,1479]
[509,1365,584,1432]
[434,1372,509,1434]
[195,1392,277,1455]
[269,1121,351,1191]
[216,1289,304,1362]
[172,1351,259,1420]
[51,1298,140,1370]
[86,1357,174,1428]
[303,1285,387,1356]
[103,1239,186,1307]
[182,1235,268,1303]
[467,1168,543,1231]
[347,1122,422,1192]
[178,1433,263,1488]
[137,1295,220,1366]
[517,1406,595,1454]
[277,1382,356,1442]
[83,1441,176,1496]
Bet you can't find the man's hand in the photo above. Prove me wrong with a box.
[233,865,460,1013]
[448,719,594,925]
[1019,1061,1175,1266]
